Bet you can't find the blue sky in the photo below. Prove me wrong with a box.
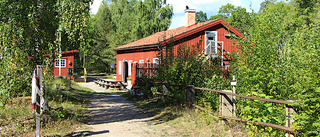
[90,0,266,29]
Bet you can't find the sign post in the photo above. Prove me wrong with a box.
[231,75,237,117]
[68,68,73,87]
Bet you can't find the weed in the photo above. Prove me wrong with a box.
[120,92,248,137]
[0,81,91,136]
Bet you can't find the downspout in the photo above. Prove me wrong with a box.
[157,44,162,64]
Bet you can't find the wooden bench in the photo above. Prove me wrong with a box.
[105,80,125,90]
[95,78,108,87]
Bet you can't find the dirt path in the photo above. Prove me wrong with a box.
[73,82,167,137]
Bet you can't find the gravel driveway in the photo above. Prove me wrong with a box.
[72,82,167,137]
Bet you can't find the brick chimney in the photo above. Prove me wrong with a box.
[185,9,196,28]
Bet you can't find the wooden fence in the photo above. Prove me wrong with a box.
[142,81,297,135]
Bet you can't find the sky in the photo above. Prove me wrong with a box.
[89,0,266,29]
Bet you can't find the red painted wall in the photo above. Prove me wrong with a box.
[116,24,239,84]
[53,53,75,79]
[116,48,159,81]
[170,24,234,65]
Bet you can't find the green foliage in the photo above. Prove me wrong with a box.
[218,3,236,18]
[135,76,154,99]
[152,39,226,107]
[205,3,254,34]
[195,11,208,24]
[232,2,294,135]
[54,78,70,87]
[0,0,91,106]
[87,0,173,73]
[231,1,320,136]
[285,23,320,136]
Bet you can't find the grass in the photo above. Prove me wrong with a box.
[119,92,248,137]
[0,80,93,137]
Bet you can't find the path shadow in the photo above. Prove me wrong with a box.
[65,130,110,137]
[88,94,152,125]
[74,76,113,82]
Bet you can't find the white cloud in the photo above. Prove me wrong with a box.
[167,0,247,29]
[90,0,102,14]
[89,0,265,29]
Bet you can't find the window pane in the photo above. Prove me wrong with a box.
[139,59,144,68]
[61,59,66,67]
[55,59,59,67]
[153,58,159,68]
[55,59,66,67]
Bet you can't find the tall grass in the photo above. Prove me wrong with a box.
[0,80,92,136]
[120,92,248,136]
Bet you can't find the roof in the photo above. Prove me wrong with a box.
[114,19,243,51]
[43,50,78,57]
[28,50,78,59]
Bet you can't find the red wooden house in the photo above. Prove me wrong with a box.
[51,50,77,79]
[114,9,243,86]
[40,50,77,79]
[29,50,77,79]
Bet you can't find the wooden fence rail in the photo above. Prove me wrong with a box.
[147,81,297,135]
[194,87,293,105]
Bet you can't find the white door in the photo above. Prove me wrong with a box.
[128,60,132,76]
[118,61,122,75]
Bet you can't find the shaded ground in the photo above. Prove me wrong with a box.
[71,81,168,137]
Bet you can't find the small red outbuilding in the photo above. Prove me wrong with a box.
[51,50,77,79]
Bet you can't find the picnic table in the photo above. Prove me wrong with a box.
[95,78,127,90]
[105,80,127,90]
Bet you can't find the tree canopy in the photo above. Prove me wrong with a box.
[86,0,173,73]
[192,0,320,135]
[0,0,91,106]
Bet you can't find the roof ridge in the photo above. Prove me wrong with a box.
[114,19,242,51]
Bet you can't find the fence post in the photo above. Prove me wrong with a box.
[163,81,171,96]
[219,90,234,117]
[286,100,295,137]
[186,85,195,109]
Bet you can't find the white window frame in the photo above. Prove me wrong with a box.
[224,64,230,69]
[147,62,151,68]
[153,57,159,68]
[139,59,144,68]
[128,60,132,76]
[55,59,66,68]
[118,61,122,75]
[205,31,218,54]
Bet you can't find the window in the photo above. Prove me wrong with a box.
[118,61,122,75]
[153,57,159,68]
[205,31,217,54]
[138,69,144,77]
[128,60,132,76]
[55,59,66,68]
[139,59,144,68]
[147,62,151,68]
[224,65,230,70]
